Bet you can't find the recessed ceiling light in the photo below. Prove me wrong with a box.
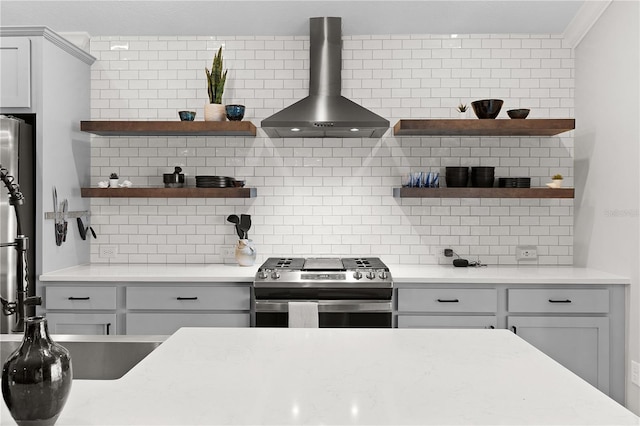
[350,128,359,132]
[291,128,300,132]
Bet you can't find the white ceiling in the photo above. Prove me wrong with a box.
[0,0,586,37]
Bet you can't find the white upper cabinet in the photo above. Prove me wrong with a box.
[0,37,31,107]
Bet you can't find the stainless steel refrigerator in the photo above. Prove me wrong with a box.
[0,115,35,333]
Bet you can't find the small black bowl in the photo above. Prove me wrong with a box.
[225,104,245,121]
[507,109,530,119]
[471,99,503,119]
[445,167,470,187]
[178,111,196,121]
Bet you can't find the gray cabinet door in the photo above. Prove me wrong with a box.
[398,288,497,312]
[126,313,249,335]
[0,37,31,107]
[46,313,116,335]
[507,316,610,395]
[398,315,497,329]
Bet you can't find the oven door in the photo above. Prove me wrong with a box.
[254,300,392,328]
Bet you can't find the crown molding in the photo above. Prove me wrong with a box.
[0,26,95,65]
[563,0,612,48]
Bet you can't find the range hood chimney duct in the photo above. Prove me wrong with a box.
[261,17,389,138]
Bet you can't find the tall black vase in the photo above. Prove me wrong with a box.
[2,316,72,426]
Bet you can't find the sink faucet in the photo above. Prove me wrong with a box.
[0,164,40,332]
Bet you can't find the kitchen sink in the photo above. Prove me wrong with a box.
[0,334,166,380]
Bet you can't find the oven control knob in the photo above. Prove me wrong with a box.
[353,271,363,280]
[378,270,389,280]
[366,271,376,280]
[258,270,268,279]
[271,271,281,280]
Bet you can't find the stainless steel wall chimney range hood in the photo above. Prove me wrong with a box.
[261,17,389,138]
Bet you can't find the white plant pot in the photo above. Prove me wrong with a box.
[109,178,119,188]
[553,179,563,188]
[204,103,226,121]
[458,111,468,118]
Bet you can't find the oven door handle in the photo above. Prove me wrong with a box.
[255,300,392,313]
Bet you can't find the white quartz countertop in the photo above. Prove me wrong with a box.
[39,263,259,282]
[2,328,638,425]
[39,263,630,285]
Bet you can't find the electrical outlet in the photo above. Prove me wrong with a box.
[99,245,117,259]
[632,361,640,387]
[516,245,538,260]
[444,248,454,258]
[220,245,235,257]
[433,247,448,257]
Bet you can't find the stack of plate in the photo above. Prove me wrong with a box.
[195,176,235,188]
[498,177,531,188]
[471,167,495,187]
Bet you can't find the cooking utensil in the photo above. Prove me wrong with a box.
[227,214,244,239]
[85,211,97,239]
[61,199,68,241]
[239,214,251,239]
[163,166,185,188]
[77,217,87,240]
[53,187,63,246]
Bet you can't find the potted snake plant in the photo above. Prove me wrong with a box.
[204,46,228,121]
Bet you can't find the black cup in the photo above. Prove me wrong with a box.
[445,167,469,187]
[470,167,495,187]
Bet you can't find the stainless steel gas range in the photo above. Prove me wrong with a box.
[253,257,393,328]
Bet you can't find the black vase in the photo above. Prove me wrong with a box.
[2,316,72,426]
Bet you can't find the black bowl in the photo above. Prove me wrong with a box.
[178,111,196,121]
[471,99,503,119]
[471,166,495,175]
[507,109,530,119]
[225,104,245,121]
[445,167,469,187]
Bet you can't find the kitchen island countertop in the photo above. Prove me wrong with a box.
[39,263,630,285]
[2,328,638,425]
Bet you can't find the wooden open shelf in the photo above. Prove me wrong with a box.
[393,187,574,199]
[393,119,575,136]
[80,121,257,136]
[81,187,257,198]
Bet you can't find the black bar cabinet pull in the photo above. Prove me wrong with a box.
[106,323,111,335]
[487,325,495,329]
[511,326,517,334]
[548,299,572,303]
[176,297,198,301]
[68,296,90,300]
[437,298,459,303]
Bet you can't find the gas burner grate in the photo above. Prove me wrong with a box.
[276,259,295,268]
[342,257,389,271]
[355,258,372,267]
[259,257,306,270]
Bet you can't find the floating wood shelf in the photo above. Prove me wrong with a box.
[81,187,257,198]
[80,121,257,136]
[393,119,575,136]
[393,187,574,199]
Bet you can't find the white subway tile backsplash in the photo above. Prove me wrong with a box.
[89,32,574,265]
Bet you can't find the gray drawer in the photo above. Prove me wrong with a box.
[126,313,249,334]
[126,286,250,311]
[46,286,117,310]
[397,288,497,313]
[397,315,497,329]
[508,289,610,313]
